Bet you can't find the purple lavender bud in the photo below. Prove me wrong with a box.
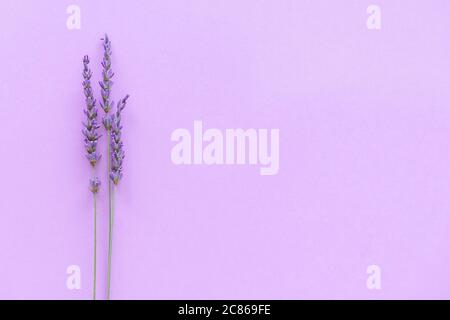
[109,171,122,186]
[83,129,101,142]
[116,94,129,115]
[85,140,98,153]
[82,55,101,168]
[110,137,120,151]
[83,118,100,132]
[102,34,112,54]
[84,108,97,121]
[110,117,122,136]
[86,153,102,167]
[89,177,101,194]
[111,155,123,172]
[102,115,113,130]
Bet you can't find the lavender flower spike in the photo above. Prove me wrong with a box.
[100,34,115,130]
[110,95,129,185]
[102,34,129,300]
[82,55,101,167]
[82,55,101,301]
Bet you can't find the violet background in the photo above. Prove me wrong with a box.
[1,0,450,299]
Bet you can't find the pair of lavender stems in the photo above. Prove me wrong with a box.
[82,34,129,300]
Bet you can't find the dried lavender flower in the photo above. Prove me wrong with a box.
[110,95,129,186]
[82,55,101,167]
[102,114,113,130]
[99,34,129,300]
[82,54,102,300]
[89,178,101,194]
[99,34,115,120]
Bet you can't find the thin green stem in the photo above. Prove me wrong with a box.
[107,130,113,300]
[107,186,115,300]
[93,192,97,300]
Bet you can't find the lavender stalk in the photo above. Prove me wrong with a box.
[82,55,101,300]
[89,177,100,300]
[99,34,116,300]
[107,95,128,300]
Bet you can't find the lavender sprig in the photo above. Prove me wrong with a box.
[82,55,101,301]
[100,34,116,300]
[110,95,129,185]
[100,34,115,129]
[82,55,101,167]
[99,34,129,300]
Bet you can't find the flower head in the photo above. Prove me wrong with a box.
[99,34,115,117]
[110,95,129,186]
[82,55,101,167]
[89,177,101,194]
[102,114,113,130]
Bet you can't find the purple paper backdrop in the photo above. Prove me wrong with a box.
[1,0,450,299]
